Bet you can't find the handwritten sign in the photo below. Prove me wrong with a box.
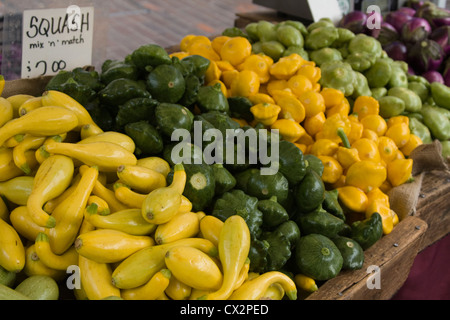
[21,6,94,79]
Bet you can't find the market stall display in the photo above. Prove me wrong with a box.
[0,0,449,301]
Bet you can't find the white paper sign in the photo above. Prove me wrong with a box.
[308,0,343,23]
[21,6,94,79]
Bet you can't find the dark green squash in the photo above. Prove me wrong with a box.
[130,43,172,70]
[228,96,254,122]
[211,163,236,196]
[98,78,150,107]
[246,169,290,205]
[304,154,324,177]
[248,239,269,273]
[155,103,194,138]
[295,233,343,281]
[167,163,215,212]
[262,232,292,272]
[273,220,301,247]
[296,207,345,238]
[178,74,201,108]
[332,236,364,270]
[277,140,307,186]
[196,83,229,114]
[124,121,163,156]
[322,189,346,221]
[146,64,186,104]
[181,55,211,78]
[212,189,263,239]
[100,60,139,84]
[257,196,289,229]
[350,212,383,250]
[235,168,260,192]
[115,97,158,128]
[293,168,325,213]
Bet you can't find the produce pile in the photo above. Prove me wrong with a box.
[227,13,449,157]
[0,4,449,300]
[339,0,450,85]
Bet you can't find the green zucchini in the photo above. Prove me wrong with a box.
[0,265,16,288]
[0,283,31,300]
[14,275,59,300]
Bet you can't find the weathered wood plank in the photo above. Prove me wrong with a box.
[306,216,428,300]
[414,170,450,251]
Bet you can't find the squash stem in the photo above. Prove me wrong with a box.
[173,163,185,172]
[337,128,351,149]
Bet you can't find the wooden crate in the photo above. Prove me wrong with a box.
[414,170,450,251]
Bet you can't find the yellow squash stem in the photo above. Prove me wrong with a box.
[34,232,78,270]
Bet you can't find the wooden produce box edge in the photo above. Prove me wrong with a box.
[0,76,444,300]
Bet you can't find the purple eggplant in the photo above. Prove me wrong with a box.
[433,17,450,28]
[404,0,425,10]
[401,17,431,43]
[384,41,408,61]
[397,7,417,17]
[371,22,399,46]
[408,39,444,74]
[339,11,368,34]
[429,26,450,56]
[385,11,414,32]
[415,2,450,29]
[422,70,444,84]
